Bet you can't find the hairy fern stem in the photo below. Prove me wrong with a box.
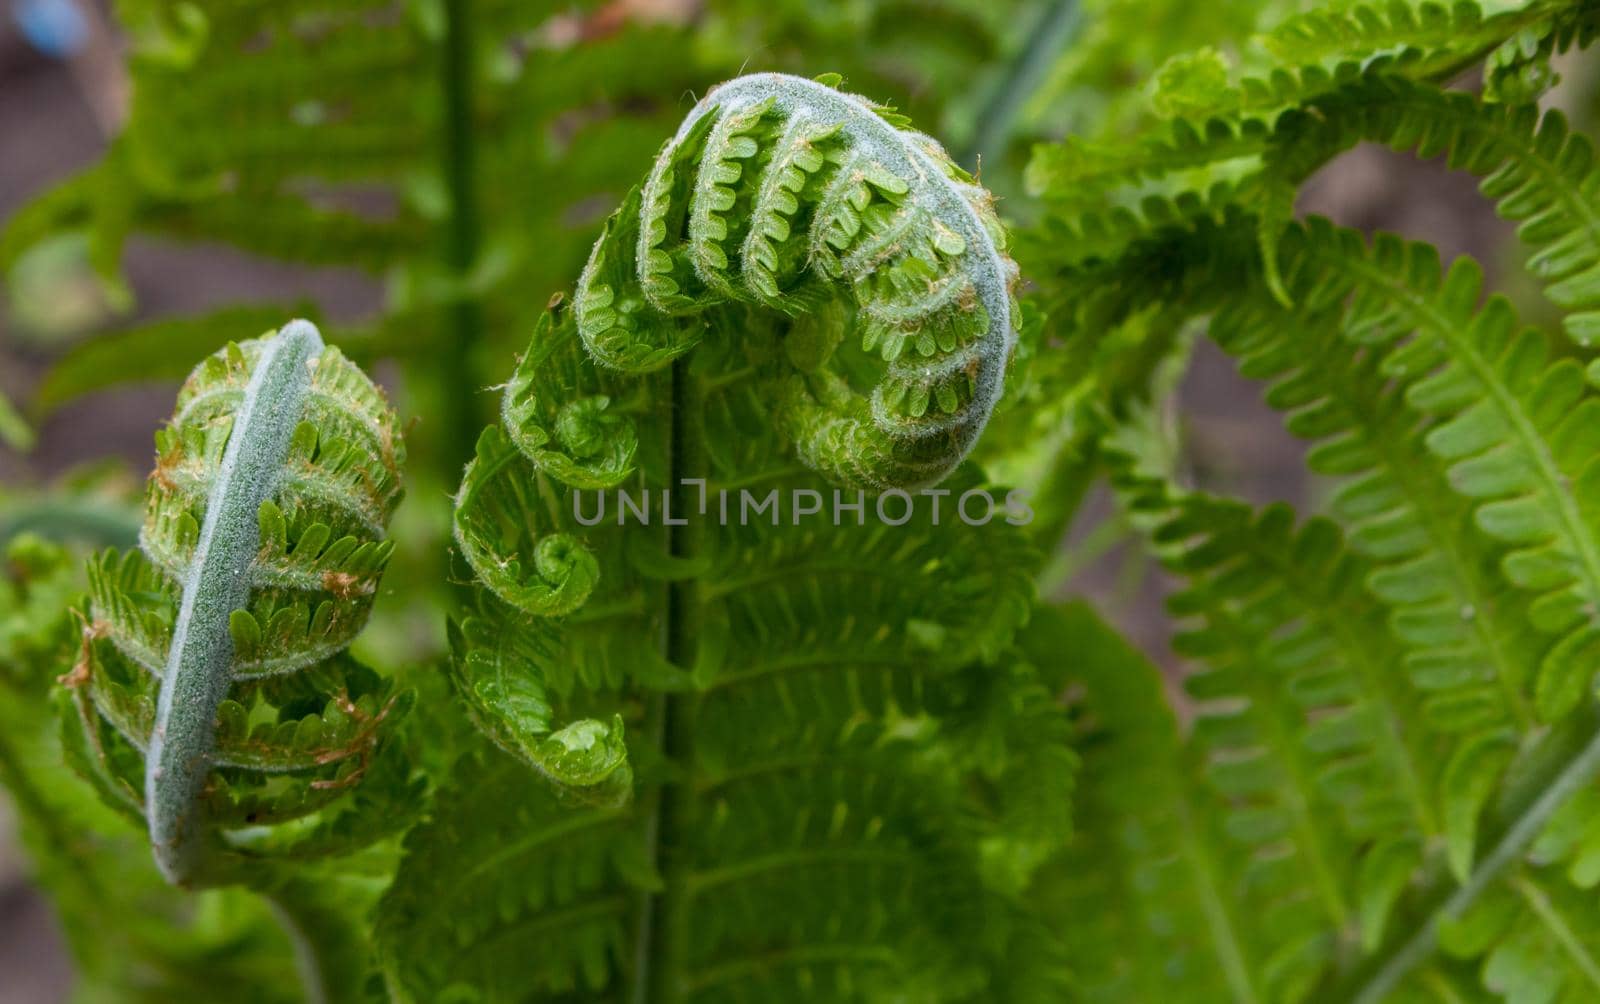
[148,323,323,884]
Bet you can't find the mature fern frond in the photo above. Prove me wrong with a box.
[1003,18,1600,996]
[1087,410,1600,1001]
[1029,50,1600,341]
[1262,1,1563,78]
[1209,222,1584,744]
[64,321,416,891]
[1111,435,1447,966]
[1028,0,1565,206]
[1034,599,1273,1003]
[1267,75,1600,343]
[1194,223,1600,1002]
[1484,0,1600,102]
[1042,591,1600,1004]
[1041,177,1600,1000]
[1283,223,1600,725]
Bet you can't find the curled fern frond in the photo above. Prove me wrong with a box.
[69,320,413,886]
[576,72,1020,489]
[429,72,1065,1001]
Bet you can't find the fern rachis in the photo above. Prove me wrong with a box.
[65,319,414,901]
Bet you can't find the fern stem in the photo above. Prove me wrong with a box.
[957,0,1081,170]
[1350,720,1600,1003]
[148,322,323,885]
[636,356,706,1003]
[264,893,331,1004]
[260,875,371,1004]
[435,0,483,469]
[1176,789,1261,1004]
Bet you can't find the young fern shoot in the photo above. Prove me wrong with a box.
[70,320,413,887]
[453,70,1024,793]
[402,73,1070,1002]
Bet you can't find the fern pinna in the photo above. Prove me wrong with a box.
[1016,2,1600,1001]
[375,72,1073,1002]
[65,320,415,892]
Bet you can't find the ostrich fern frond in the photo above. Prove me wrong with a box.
[379,72,1072,1003]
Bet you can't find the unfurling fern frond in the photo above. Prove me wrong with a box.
[385,72,1067,1003]
[575,72,1020,489]
[66,320,416,888]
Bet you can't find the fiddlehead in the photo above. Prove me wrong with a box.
[451,72,1026,799]
[420,75,1067,1002]
[576,71,1020,489]
[69,320,413,887]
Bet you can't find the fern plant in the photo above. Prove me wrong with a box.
[44,321,418,1002]
[9,1,1600,1003]
[384,71,1074,1002]
[1011,1,1600,1000]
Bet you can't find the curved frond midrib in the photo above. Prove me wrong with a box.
[686,73,1013,347]
[147,322,324,884]
[1336,719,1600,1004]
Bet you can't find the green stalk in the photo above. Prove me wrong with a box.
[265,893,332,1004]
[259,873,373,1004]
[1343,720,1600,1002]
[148,323,322,885]
[957,0,1082,171]
[435,0,484,470]
[634,357,706,1003]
